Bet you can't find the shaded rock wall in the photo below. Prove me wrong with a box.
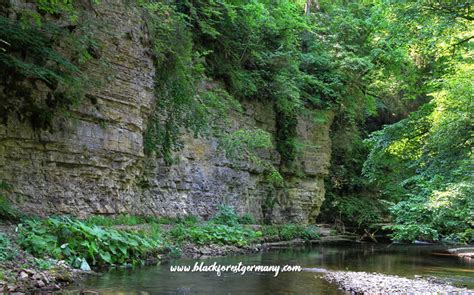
[0,0,333,223]
[135,99,333,223]
[0,0,155,216]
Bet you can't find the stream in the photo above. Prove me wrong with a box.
[68,243,474,294]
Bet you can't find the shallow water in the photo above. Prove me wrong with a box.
[68,243,474,294]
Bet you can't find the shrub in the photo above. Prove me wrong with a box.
[17,216,161,267]
[0,10,98,130]
[386,182,474,243]
[84,214,191,226]
[239,213,256,225]
[177,215,199,225]
[0,233,16,261]
[211,205,257,225]
[363,64,473,243]
[84,214,160,226]
[262,224,320,241]
[321,194,388,230]
[211,205,240,226]
[168,223,261,247]
[0,195,21,222]
[261,225,280,241]
[301,225,321,240]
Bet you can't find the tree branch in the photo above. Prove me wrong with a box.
[453,35,474,47]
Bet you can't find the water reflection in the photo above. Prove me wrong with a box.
[67,244,474,294]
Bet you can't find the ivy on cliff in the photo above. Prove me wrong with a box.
[140,0,282,176]
[3,0,471,244]
[0,1,99,130]
[141,1,242,164]
[141,0,379,174]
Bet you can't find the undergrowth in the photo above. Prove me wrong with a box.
[261,224,320,242]
[17,216,161,267]
[168,223,261,247]
[9,204,321,270]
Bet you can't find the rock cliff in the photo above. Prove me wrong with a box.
[0,0,332,223]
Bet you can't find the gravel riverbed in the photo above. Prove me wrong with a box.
[323,271,473,294]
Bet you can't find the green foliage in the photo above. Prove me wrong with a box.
[321,194,388,230]
[35,0,79,21]
[0,1,100,130]
[275,110,299,164]
[211,205,256,225]
[221,129,273,159]
[238,213,256,225]
[17,216,161,267]
[0,184,21,222]
[321,0,473,241]
[0,17,77,128]
[141,0,382,169]
[84,214,200,227]
[363,60,473,242]
[178,215,200,225]
[142,1,240,164]
[261,224,320,241]
[84,214,168,227]
[323,126,378,229]
[168,206,261,246]
[0,234,16,261]
[210,205,240,226]
[147,222,163,242]
[0,16,79,82]
[385,182,473,243]
[142,1,202,163]
[34,257,55,270]
[0,197,20,222]
[220,129,283,184]
[168,223,261,247]
[317,0,396,229]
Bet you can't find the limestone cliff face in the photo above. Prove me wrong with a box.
[0,1,155,216]
[140,100,333,223]
[0,1,332,223]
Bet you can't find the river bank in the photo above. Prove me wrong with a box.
[323,270,473,294]
[0,217,332,293]
[180,233,358,259]
[0,225,88,294]
[1,214,472,294]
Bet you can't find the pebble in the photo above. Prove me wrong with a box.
[323,271,473,294]
[22,269,35,275]
[19,272,29,280]
[35,280,45,288]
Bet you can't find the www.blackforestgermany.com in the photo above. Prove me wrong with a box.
[170,262,302,277]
